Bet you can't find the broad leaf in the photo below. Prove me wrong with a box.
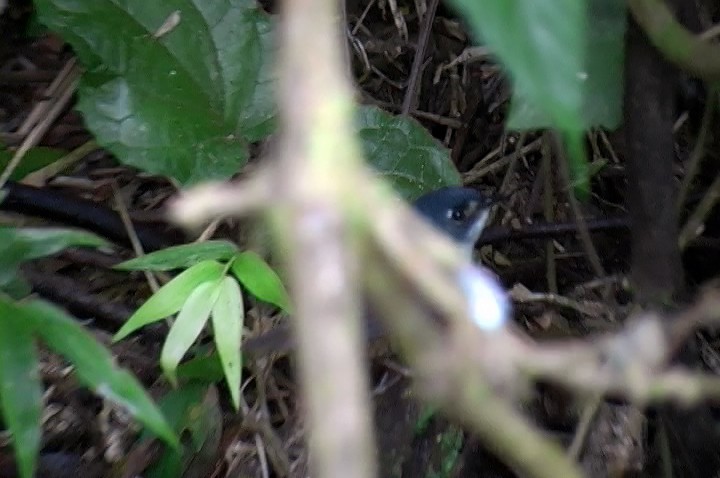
[447,0,586,129]
[230,251,291,312]
[210,277,243,410]
[161,281,220,386]
[176,352,226,383]
[356,105,461,200]
[114,260,225,341]
[447,0,590,193]
[36,0,464,195]
[507,0,626,130]
[21,300,178,447]
[0,301,43,478]
[116,240,239,271]
[35,0,276,185]
[145,384,222,478]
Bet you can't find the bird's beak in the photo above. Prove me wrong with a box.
[460,200,491,256]
[466,207,489,246]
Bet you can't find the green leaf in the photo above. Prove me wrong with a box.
[0,227,108,260]
[145,384,222,478]
[0,146,66,180]
[20,300,178,447]
[115,241,239,272]
[447,0,587,130]
[210,277,243,410]
[0,301,43,478]
[176,352,225,383]
[507,0,626,130]
[356,105,461,200]
[114,260,225,341]
[161,281,220,386]
[0,227,108,287]
[447,0,592,192]
[230,252,291,312]
[35,0,276,185]
[1,275,32,300]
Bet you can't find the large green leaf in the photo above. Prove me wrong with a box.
[18,300,178,448]
[507,0,626,130]
[36,0,462,194]
[356,105,461,200]
[447,0,591,194]
[447,0,587,130]
[35,0,276,185]
[0,300,43,478]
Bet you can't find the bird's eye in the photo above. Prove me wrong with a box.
[449,208,466,221]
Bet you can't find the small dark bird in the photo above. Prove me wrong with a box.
[242,186,501,357]
[412,186,493,249]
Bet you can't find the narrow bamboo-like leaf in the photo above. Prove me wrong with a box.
[0,226,108,287]
[161,281,220,386]
[211,277,243,410]
[115,241,239,272]
[114,260,224,341]
[0,227,108,257]
[22,300,178,447]
[230,252,291,312]
[0,301,43,478]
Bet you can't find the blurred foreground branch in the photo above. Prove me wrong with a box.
[169,1,720,477]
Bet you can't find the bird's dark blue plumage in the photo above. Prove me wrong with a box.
[412,187,492,253]
[241,186,501,355]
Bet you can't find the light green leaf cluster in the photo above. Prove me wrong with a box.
[113,241,292,410]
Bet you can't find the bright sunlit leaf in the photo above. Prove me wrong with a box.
[114,260,224,341]
[230,252,292,313]
[161,281,220,386]
[210,276,243,410]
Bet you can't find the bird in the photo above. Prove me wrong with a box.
[241,186,505,357]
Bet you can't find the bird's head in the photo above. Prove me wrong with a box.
[412,187,494,253]
[413,186,507,331]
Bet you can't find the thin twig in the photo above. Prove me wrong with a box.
[542,138,558,293]
[679,173,720,250]
[400,0,439,114]
[0,63,81,188]
[677,86,716,213]
[552,133,607,284]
